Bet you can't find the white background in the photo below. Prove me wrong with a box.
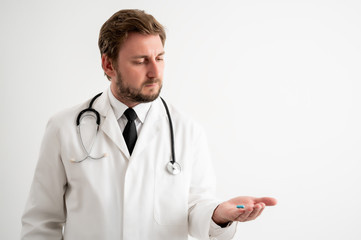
[1,0,361,239]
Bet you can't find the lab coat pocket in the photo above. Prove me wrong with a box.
[154,168,188,226]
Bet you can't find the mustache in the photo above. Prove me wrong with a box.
[144,79,161,85]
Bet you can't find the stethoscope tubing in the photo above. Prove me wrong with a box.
[73,92,180,175]
[76,92,103,126]
[160,98,176,165]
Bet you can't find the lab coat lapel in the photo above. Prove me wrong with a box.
[131,98,165,159]
[93,90,130,158]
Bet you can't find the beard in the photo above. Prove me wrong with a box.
[114,70,162,103]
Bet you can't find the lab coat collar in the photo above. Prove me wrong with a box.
[92,89,129,157]
[131,96,166,159]
[92,88,166,160]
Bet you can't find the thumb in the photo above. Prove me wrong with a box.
[254,197,277,206]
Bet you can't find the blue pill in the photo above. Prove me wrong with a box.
[236,205,245,209]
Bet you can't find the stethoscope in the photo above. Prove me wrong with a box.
[72,92,181,175]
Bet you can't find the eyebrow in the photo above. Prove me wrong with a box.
[131,51,165,59]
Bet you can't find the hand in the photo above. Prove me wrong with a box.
[212,196,277,226]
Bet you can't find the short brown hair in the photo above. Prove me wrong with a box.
[98,9,166,63]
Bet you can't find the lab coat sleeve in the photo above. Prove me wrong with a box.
[21,117,67,239]
[209,219,238,239]
[187,126,236,240]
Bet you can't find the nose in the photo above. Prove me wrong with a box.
[147,60,163,79]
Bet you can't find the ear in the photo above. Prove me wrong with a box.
[101,54,116,79]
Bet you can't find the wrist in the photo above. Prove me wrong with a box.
[212,204,230,227]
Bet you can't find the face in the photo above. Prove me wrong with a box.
[104,32,165,107]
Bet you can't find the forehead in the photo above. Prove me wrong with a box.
[118,32,164,57]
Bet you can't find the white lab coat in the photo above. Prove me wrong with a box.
[21,90,236,240]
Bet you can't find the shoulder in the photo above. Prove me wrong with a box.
[158,98,194,123]
[156,98,205,137]
[46,99,91,132]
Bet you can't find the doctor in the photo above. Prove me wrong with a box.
[21,9,277,240]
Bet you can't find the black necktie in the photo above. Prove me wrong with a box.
[123,108,137,155]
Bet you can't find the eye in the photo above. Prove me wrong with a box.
[133,59,148,65]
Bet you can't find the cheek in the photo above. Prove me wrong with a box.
[120,67,145,85]
[159,63,165,76]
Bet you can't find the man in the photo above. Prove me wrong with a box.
[21,9,276,240]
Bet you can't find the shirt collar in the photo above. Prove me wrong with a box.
[107,87,152,123]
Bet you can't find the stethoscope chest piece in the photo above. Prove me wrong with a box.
[167,161,181,175]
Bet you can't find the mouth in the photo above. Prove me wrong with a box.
[143,80,160,88]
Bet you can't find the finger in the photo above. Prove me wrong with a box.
[247,203,264,220]
[255,203,265,218]
[235,209,252,222]
[254,197,277,206]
